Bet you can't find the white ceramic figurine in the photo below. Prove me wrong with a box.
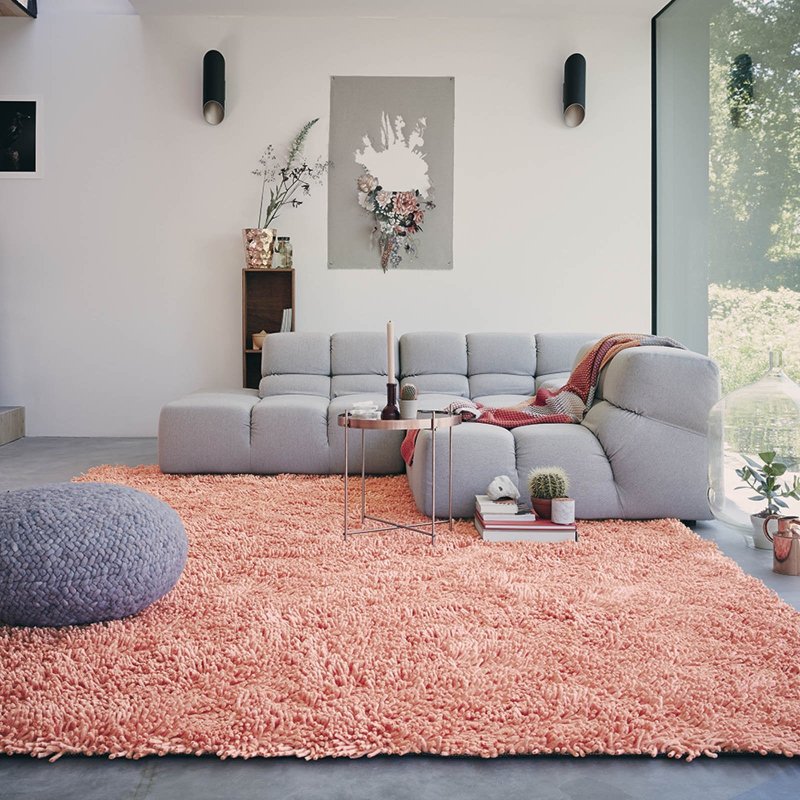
[486,475,520,502]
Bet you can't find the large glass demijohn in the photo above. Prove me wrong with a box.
[708,352,800,529]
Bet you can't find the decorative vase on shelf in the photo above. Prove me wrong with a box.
[708,351,800,546]
[243,228,277,268]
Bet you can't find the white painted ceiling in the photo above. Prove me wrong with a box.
[128,0,669,17]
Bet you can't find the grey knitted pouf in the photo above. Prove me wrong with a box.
[0,483,188,627]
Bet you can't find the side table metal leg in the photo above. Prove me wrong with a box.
[449,424,454,531]
[344,415,349,541]
[360,429,366,523]
[431,412,436,544]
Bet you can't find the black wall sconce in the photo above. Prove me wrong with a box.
[729,53,753,128]
[563,53,586,128]
[203,50,225,125]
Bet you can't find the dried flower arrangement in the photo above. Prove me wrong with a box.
[252,119,330,229]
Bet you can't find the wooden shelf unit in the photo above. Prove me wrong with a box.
[242,268,295,389]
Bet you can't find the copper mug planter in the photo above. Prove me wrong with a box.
[762,514,800,576]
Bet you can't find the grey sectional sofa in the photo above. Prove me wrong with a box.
[159,331,720,520]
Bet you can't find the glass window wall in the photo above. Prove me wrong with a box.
[655,0,800,395]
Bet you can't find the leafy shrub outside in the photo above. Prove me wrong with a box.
[709,283,800,395]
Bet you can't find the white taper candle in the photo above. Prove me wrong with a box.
[387,320,395,381]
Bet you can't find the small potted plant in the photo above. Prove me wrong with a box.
[399,383,419,420]
[736,450,800,549]
[527,467,570,520]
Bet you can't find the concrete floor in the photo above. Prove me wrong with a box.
[1,437,799,800]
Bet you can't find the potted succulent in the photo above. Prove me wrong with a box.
[736,450,800,549]
[246,118,330,268]
[527,467,570,520]
[399,383,419,420]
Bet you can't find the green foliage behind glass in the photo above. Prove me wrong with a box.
[709,283,800,394]
[708,0,800,292]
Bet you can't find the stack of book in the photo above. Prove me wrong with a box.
[474,495,577,542]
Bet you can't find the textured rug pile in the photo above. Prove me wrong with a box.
[2,466,799,761]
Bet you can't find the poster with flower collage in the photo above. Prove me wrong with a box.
[328,76,454,271]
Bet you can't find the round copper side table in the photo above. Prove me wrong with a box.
[338,411,462,544]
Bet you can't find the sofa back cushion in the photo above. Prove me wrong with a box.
[399,332,469,397]
[535,332,601,378]
[331,332,395,397]
[255,331,603,400]
[259,332,331,398]
[467,333,536,398]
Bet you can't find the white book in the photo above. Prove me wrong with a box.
[475,517,577,543]
[475,494,523,515]
[280,308,293,333]
[475,510,538,525]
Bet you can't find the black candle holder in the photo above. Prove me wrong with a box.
[381,382,401,420]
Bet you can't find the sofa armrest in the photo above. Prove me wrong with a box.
[596,346,720,434]
[582,347,720,519]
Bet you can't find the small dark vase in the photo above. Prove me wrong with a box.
[381,382,401,420]
[531,497,552,519]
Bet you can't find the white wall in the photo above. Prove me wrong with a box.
[0,2,652,436]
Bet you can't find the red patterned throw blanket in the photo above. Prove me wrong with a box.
[400,333,684,466]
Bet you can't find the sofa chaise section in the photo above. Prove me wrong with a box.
[406,336,720,520]
[158,389,259,474]
[159,332,404,477]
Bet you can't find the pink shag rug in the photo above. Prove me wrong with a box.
[2,466,800,762]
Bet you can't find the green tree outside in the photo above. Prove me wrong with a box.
[708,0,800,392]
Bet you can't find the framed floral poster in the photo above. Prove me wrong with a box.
[328,76,454,271]
[0,99,39,177]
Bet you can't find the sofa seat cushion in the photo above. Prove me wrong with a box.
[158,389,259,474]
[250,395,330,474]
[513,424,622,519]
[535,372,571,391]
[472,394,532,407]
[469,374,536,398]
[327,394,405,475]
[407,423,517,518]
[414,393,467,412]
[259,374,331,398]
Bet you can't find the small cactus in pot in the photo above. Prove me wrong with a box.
[399,382,419,419]
[527,467,570,519]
